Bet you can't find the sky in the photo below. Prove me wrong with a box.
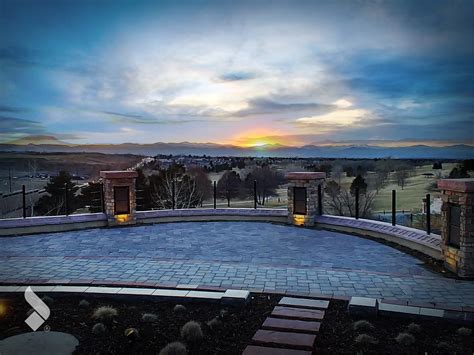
[0,0,473,147]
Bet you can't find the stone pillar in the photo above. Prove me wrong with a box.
[285,172,326,226]
[100,170,138,226]
[438,178,474,278]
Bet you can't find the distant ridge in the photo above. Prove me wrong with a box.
[1,141,473,159]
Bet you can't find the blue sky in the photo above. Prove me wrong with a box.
[1,0,473,146]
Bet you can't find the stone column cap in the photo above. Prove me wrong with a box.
[438,178,474,193]
[285,172,326,180]
[100,170,138,179]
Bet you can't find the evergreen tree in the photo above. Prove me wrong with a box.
[350,174,367,195]
[35,171,80,215]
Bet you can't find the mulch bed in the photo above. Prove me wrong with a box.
[1,292,473,354]
[0,292,278,354]
[316,300,474,354]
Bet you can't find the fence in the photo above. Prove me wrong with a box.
[1,179,437,236]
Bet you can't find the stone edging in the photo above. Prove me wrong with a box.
[315,215,442,260]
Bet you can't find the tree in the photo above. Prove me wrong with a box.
[350,175,367,195]
[149,164,201,209]
[449,166,470,179]
[245,166,279,205]
[395,169,409,190]
[432,162,443,170]
[324,180,344,215]
[188,167,212,206]
[217,171,242,207]
[35,171,80,215]
[80,181,103,213]
[135,169,152,211]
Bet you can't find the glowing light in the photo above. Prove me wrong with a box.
[0,300,8,318]
[293,215,306,226]
[115,214,131,224]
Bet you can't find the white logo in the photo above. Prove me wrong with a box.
[24,286,50,331]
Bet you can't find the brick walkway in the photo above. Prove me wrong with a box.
[1,222,473,307]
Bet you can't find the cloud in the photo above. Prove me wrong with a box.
[218,72,256,82]
[0,116,45,135]
[0,105,29,113]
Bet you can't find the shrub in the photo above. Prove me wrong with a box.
[159,341,187,355]
[353,320,374,332]
[395,332,415,346]
[406,323,421,334]
[41,295,54,306]
[207,317,222,331]
[355,334,378,344]
[92,306,118,321]
[437,341,451,352]
[181,321,203,342]
[173,304,187,313]
[92,323,106,335]
[457,327,472,336]
[141,313,158,323]
[79,299,90,308]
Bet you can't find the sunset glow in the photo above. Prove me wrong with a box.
[1,0,472,147]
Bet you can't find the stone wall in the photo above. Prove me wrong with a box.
[438,178,474,278]
[286,172,326,226]
[100,171,138,226]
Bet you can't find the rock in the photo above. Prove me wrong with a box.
[0,331,79,355]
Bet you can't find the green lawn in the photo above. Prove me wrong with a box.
[372,163,456,212]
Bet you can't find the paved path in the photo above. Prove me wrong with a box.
[1,222,473,307]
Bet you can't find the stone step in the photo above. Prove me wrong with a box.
[262,317,321,334]
[271,306,325,321]
[279,297,329,310]
[252,330,316,351]
[243,345,312,355]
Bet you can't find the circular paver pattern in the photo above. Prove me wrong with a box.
[1,222,474,307]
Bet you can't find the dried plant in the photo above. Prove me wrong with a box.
[159,341,187,355]
[181,321,203,342]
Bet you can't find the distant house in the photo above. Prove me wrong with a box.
[421,173,434,178]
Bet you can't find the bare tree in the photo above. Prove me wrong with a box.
[395,169,409,190]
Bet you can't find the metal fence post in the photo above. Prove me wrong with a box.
[9,167,12,192]
[391,189,396,226]
[213,181,216,209]
[64,183,69,216]
[172,179,175,210]
[426,193,431,235]
[355,187,359,219]
[100,183,105,213]
[254,180,257,209]
[22,184,26,218]
[318,184,323,215]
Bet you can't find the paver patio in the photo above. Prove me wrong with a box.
[1,221,474,307]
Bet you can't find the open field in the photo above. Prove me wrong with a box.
[372,163,456,212]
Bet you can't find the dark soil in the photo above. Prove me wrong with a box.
[1,293,472,354]
[316,300,474,354]
[0,292,278,354]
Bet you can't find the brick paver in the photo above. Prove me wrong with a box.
[252,329,316,350]
[262,317,321,334]
[1,222,474,307]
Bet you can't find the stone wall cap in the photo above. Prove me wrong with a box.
[100,170,138,179]
[285,172,326,180]
[438,178,474,193]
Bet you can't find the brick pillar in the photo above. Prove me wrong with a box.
[285,172,326,226]
[438,178,474,278]
[100,171,138,226]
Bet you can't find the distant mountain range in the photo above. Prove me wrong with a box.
[1,140,473,159]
